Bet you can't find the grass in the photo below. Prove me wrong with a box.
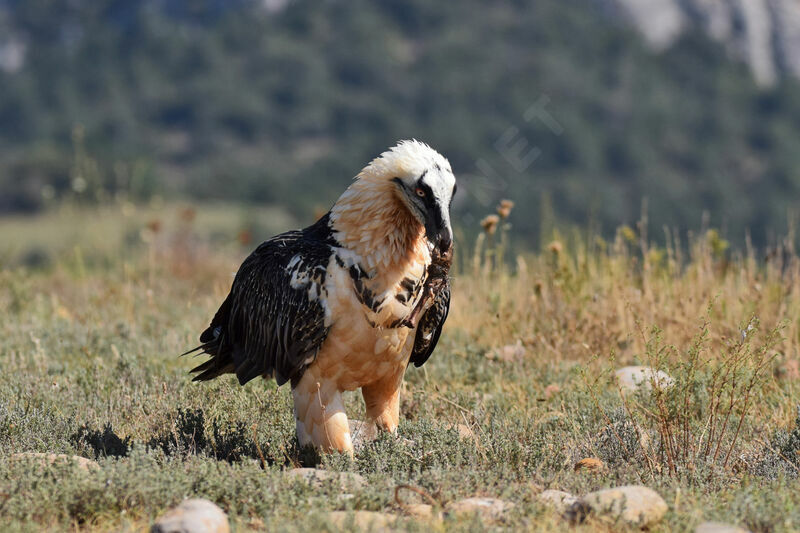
[1,202,800,531]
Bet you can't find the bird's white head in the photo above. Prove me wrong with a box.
[365,140,456,252]
[330,140,456,272]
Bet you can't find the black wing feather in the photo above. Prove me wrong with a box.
[409,280,450,368]
[187,215,335,386]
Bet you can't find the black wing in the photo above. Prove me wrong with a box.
[187,215,335,386]
[408,279,450,368]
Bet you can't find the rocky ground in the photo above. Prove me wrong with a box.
[1,205,799,531]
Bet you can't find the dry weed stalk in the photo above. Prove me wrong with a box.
[606,312,783,478]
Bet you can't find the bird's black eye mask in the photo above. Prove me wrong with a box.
[393,177,426,219]
[415,181,436,210]
[392,174,445,213]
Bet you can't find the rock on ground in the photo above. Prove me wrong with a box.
[445,422,476,441]
[486,341,526,362]
[695,522,752,533]
[349,419,378,449]
[284,467,366,490]
[326,511,397,531]
[9,452,99,471]
[573,457,605,473]
[537,490,578,514]
[573,485,667,528]
[615,366,674,391]
[544,383,561,398]
[151,499,229,533]
[446,497,513,522]
[402,503,438,519]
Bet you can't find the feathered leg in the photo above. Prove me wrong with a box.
[292,368,353,454]
[361,368,404,433]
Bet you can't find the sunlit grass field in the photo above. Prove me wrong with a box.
[1,202,800,532]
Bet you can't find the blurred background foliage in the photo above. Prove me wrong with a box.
[2,0,800,248]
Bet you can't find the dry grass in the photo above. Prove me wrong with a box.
[1,202,799,531]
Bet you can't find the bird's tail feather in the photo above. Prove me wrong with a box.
[184,325,235,381]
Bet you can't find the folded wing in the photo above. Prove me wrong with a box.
[408,279,450,368]
[187,217,334,386]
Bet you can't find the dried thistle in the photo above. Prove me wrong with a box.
[237,228,253,246]
[146,219,162,234]
[547,240,563,255]
[179,207,196,224]
[481,215,500,235]
[533,280,544,295]
[619,225,637,244]
[497,199,515,219]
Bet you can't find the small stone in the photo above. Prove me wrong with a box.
[639,430,653,451]
[445,422,475,440]
[486,341,526,362]
[446,497,513,522]
[248,517,265,530]
[695,522,752,533]
[285,467,366,490]
[403,503,436,519]
[349,419,378,449]
[544,384,561,398]
[455,423,474,439]
[573,457,604,473]
[777,359,800,380]
[326,511,397,530]
[615,366,674,391]
[574,485,667,528]
[10,453,99,471]
[537,490,578,514]
[151,499,229,533]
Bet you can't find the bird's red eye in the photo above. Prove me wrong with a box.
[415,188,425,197]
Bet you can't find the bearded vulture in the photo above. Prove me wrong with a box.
[185,140,455,453]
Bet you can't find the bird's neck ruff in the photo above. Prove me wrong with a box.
[330,176,429,277]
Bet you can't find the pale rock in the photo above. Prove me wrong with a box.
[325,511,397,530]
[544,383,561,398]
[615,366,674,391]
[573,457,605,473]
[285,467,365,490]
[349,419,378,449]
[445,422,475,441]
[735,0,777,86]
[402,503,438,519]
[574,485,667,528]
[602,0,686,50]
[151,499,230,533]
[348,419,415,448]
[773,0,800,79]
[695,522,752,533]
[777,358,800,380]
[446,497,513,522]
[9,452,99,471]
[487,341,525,362]
[537,490,578,514]
[595,0,800,87]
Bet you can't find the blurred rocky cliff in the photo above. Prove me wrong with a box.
[597,0,800,86]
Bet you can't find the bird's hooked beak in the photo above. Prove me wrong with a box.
[424,205,453,254]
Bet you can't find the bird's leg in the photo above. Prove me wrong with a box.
[292,369,353,454]
[361,368,404,434]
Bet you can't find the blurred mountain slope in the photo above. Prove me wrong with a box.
[2,0,800,247]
